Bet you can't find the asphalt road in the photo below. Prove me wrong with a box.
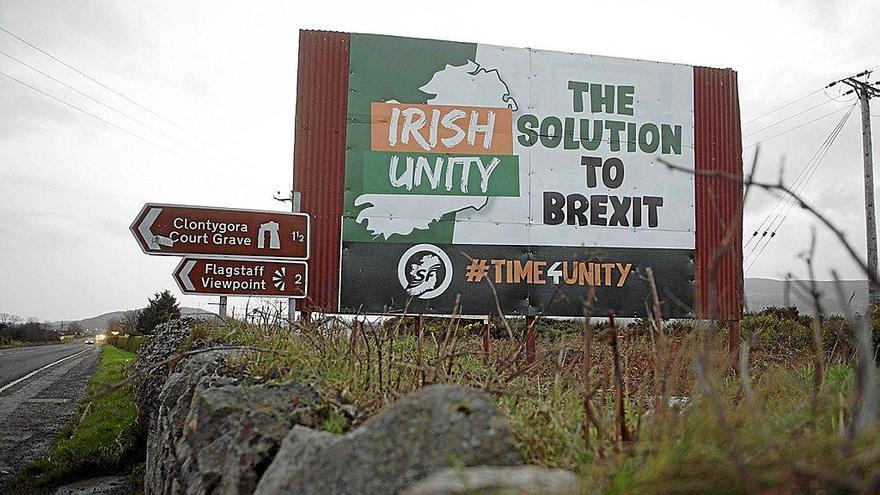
[0,342,91,388]
[0,342,101,485]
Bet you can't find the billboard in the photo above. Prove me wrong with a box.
[294,32,743,319]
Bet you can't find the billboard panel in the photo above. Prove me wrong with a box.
[292,31,742,319]
[337,34,696,317]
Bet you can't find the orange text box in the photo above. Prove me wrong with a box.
[371,102,513,155]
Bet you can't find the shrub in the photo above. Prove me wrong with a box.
[741,311,812,353]
[137,290,181,334]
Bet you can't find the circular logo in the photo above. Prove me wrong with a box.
[397,244,453,300]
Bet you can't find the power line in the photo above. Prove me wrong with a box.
[743,82,860,250]
[742,88,823,126]
[0,49,235,168]
[742,99,832,138]
[0,69,213,168]
[745,133,840,271]
[744,106,853,251]
[747,106,853,263]
[824,85,858,103]
[0,25,243,162]
[743,105,853,149]
[745,107,851,264]
[744,104,855,272]
[742,68,877,127]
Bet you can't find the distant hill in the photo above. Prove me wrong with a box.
[49,307,221,332]
[745,278,868,315]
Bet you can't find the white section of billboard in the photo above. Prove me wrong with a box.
[451,44,695,249]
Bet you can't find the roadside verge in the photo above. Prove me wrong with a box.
[7,345,142,494]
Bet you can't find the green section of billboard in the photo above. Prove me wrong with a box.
[362,152,519,197]
[343,34,477,243]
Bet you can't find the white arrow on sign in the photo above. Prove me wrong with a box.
[138,207,173,250]
[177,260,197,291]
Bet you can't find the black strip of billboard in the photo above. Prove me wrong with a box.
[340,242,694,318]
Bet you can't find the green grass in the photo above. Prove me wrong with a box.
[9,344,142,494]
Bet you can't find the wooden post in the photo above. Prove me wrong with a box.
[482,316,491,364]
[525,315,536,365]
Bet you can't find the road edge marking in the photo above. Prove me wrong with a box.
[0,348,91,394]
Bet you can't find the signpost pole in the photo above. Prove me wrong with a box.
[289,191,302,327]
[219,296,227,322]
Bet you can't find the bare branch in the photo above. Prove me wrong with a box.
[659,157,880,287]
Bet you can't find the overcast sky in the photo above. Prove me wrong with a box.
[1,0,878,321]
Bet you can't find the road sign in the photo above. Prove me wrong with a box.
[131,204,310,260]
[174,258,308,298]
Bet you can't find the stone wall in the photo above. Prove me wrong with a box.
[132,322,577,495]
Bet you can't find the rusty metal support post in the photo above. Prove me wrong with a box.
[608,312,631,444]
[581,312,593,450]
[729,319,741,366]
[416,315,425,386]
[482,316,491,364]
[525,315,536,365]
[349,318,361,353]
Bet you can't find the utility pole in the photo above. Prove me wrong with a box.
[829,71,880,306]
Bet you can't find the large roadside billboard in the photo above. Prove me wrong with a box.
[293,31,743,319]
[339,34,695,317]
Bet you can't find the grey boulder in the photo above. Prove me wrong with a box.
[254,426,337,491]
[255,384,522,495]
[181,381,323,494]
[401,466,580,495]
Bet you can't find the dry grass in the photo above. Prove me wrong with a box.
[176,307,880,495]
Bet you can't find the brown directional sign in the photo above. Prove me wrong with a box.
[131,204,309,259]
[174,258,308,298]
